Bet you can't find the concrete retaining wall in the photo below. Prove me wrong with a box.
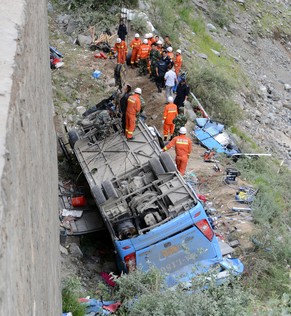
[0,0,60,315]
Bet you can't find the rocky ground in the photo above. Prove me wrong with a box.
[51,0,290,296]
[217,10,291,167]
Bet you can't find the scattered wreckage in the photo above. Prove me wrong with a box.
[50,46,64,69]
[58,93,244,288]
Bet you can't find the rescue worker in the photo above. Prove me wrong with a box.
[154,35,160,43]
[156,40,163,54]
[114,38,127,64]
[119,84,132,132]
[130,33,142,68]
[163,96,178,141]
[155,53,168,93]
[137,39,151,75]
[174,76,190,113]
[147,33,155,46]
[162,35,172,50]
[174,49,183,76]
[149,43,161,81]
[167,47,174,60]
[162,127,192,176]
[125,87,142,140]
[117,19,127,41]
[164,64,178,102]
[172,107,187,137]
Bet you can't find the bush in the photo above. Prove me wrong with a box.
[115,267,252,316]
[62,277,86,316]
[130,15,148,34]
[208,0,233,28]
[187,63,242,125]
[235,158,291,297]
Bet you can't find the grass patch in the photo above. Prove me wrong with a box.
[186,62,242,125]
[62,277,86,316]
[235,157,291,298]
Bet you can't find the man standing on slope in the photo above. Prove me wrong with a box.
[162,127,192,176]
[117,19,127,41]
[174,49,183,77]
[137,39,151,75]
[114,38,127,64]
[163,96,178,141]
[125,88,142,140]
[164,64,178,102]
[130,33,142,68]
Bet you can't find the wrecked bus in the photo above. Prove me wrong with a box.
[67,104,243,287]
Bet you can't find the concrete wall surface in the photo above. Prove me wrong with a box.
[0,0,61,315]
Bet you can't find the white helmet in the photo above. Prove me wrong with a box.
[176,49,181,54]
[143,39,148,44]
[116,38,122,43]
[148,33,153,38]
[135,87,142,94]
[157,40,163,45]
[167,96,174,103]
[135,33,140,38]
[167,46,173,52]
[179,127,187,134]
[145,33,149,39]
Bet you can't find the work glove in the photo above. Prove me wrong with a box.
[162,120,164,124]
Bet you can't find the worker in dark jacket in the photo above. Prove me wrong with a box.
[119,84,132,132]
[174,77,190,113]
[155,52,168,93]
[117,19,127,41]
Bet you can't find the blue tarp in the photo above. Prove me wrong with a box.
[193,119,240,156]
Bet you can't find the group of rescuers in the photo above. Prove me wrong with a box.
[114,31,192,176]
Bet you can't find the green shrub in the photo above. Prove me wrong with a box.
[207,0,234,28]
[62,277,86,316]
[115,267,252,316]
[130,16,148,34]
[235,157,291,297]
[187,63,241,125]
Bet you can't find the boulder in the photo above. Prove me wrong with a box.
[77,34,92,47]
[207,23,217,32]
[69,243,83,258]
[228,24,242,36]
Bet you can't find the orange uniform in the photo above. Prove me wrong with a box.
[163,134,192,175]
[137,43,151,60]
[130,38,142,65]
[167,52,174,60]
[125,93,141,139]
[148,37,155,46]
[114,41,128,64]
[163,103,178,138]
[174,54,183,76]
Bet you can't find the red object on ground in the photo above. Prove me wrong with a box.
[94,53,102,59]
[103,302,121,312]
[197,193,207,203]
[100,272,116,287]
[53,57,60,64]
[71,196,86,207]
[100,52,107,59]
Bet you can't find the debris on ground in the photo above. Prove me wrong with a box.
[79,297,121,315]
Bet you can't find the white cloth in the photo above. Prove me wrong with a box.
[164,69,177,87]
